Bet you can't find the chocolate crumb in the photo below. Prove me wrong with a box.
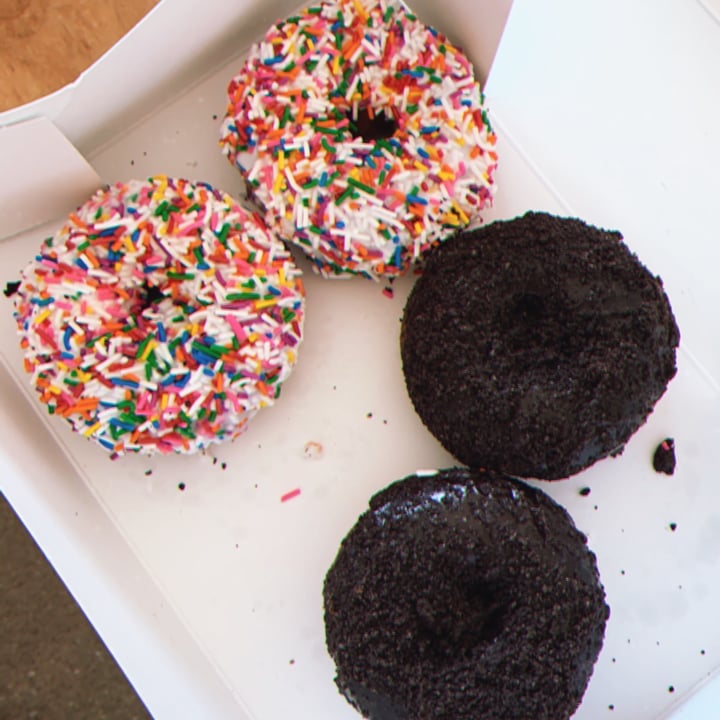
[653,438,676,475]
[289,658,295,665]
[608,705,615,711]
[579,486,591,497]
[701,649,706,655]
[4,281,20,297]
[669,522,677,532]
[130,159,135,166]
[144,469,153,476]
[178,482,186,491]
[213,457,218,465]
[221,462,227,470]
[366,412,373,419]
[668,686,675,693]
[212,113,218,120]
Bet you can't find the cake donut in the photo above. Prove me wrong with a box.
[12,176,305,455]
[401,212,680,480]
[220,0,497,279]
[324,467,609,720]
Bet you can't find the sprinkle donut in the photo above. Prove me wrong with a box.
[12,176,305,455]
[220,0,497,279]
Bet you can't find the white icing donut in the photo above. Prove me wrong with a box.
[12,176,305,455]
[221,0,497,279]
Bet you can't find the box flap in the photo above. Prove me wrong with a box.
[0,117,100,241]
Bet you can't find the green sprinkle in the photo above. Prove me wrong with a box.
[335,186,355,205]
[347,177,376,195]
[216,223,230,244]
[167,271,195,280]
[226,292,261,301]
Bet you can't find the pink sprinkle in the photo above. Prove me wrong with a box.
[226,314,248,342]
[281,488,301,503]
[382,287,394,299]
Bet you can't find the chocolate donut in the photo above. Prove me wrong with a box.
[323,467,609,720]
[400,212,679,480]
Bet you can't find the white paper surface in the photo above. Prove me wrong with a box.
[2,0,719,719]
[0,117,99,240]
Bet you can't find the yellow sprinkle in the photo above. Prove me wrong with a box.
[278,150,285,171]
[438,171,455,181]
[414,161,429,172]
[287,349,296,364]
[306,37,315,51]
[273,173,284,195]
[34,309,51,325]
[254,298,278,310]
[77,371,92,383]
[332,54,340,75]
[57,361,69,372]
[124,236,136,254]
[161,394,169,410]
[48,385,62,395]
[278,267,287,286]
[83,422,101,437]
[139,339,157,361]
[152,175,168,201]
[247,332,259,344]
[191,323,200,336]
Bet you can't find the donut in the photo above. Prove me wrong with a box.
[11,176,305,455]
[324,467,609,720]
[400,212,680,479]
[220,0,497,279]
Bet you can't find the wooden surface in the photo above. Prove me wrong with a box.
[0,0,160,111]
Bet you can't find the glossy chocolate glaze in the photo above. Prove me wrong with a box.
[324,468,609,720]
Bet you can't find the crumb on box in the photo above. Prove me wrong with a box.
[579,486,591,497]
[303,441,324,459]
[178,482,186,491]
[653,438,676,475]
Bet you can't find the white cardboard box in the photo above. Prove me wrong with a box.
[2,1,720,718]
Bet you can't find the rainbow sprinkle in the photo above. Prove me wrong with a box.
[220,0,497,280]
[13,176,305,455]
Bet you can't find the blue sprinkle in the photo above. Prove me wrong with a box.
[406,194,427,206]
[99,227,119,237]
[417,147,430,159]
[461,99,472,107]
[203,367,215,377]
[267,286,282,296]
[420,126,439,135]
[100,401,117,408]
[111,378,140,388]
[31,296,54,306]
[393,244,403,267]
[197,262,210,271]
[110,418,136,431]
[263,55,285,65]
[174,373,191,388]
[365,155,377,169]
[98,437,115,450]
[157,323,166,343]
[75,258,88,270]
[191,349,214,366]
[336,221,346,229]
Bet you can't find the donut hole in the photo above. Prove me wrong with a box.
[135,281,167,314]
[348,106,397,142]
[512,291,546,322]
[414,576,509,660]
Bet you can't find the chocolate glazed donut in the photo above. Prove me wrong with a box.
[400,212,679,479]
[323,468,609,720]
